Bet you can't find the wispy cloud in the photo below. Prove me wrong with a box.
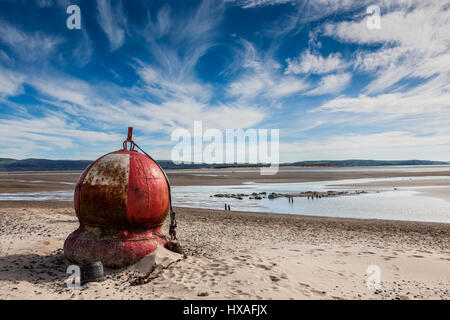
[96,0,128,51]
[281,130,450,161]
[0,114,122,159]
[72,30,94,67]
[227,39,309,100]
[285,50,347,75]
[0,18,63,62]
[307,73,352,96]
[0,67,23,97]
[323,1,450,94]
[0,0,448,161]
[228,0,295,9]
[140,0,224,83]
[316,83,450,116]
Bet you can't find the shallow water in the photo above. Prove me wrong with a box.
[0,178,75,185]
[0,190,74,201]
[0,176,449,223]
[171,177,450,223]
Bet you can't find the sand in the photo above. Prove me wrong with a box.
[1,167,449,300]
[0,202,448,300]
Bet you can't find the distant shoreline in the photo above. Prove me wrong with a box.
[1,158,448,172]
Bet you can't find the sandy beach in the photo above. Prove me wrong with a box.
[0,200,449,300]
[0,167,449,300]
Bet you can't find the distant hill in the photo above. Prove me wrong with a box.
[0,158,448,172]
[290,160,450,167]
[0,158,93,171]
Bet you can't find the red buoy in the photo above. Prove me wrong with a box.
[64,128,170,268]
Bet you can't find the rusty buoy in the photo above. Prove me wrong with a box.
[64,128,172,268]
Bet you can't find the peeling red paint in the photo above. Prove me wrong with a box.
[65,149,169,268]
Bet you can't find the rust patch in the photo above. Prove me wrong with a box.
[79,153,129,226]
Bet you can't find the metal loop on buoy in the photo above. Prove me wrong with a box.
[123,127,136,151]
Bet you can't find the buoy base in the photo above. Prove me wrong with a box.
[63,224,169,268]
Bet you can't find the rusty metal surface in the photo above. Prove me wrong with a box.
[127,151,169,226]
[64,225,168,268]
[65,149,170,268]
[79,152,129,226]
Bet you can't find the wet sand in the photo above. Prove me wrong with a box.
[2,166,450,191]
[0,201,448,300]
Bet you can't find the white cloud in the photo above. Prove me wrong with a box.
[136,65,212,102]
[0,68,23,97]
[96,0,128,51]
[228,75,266,98]
[135,98,267,132]
[323,1,450,94]
[318,92,450,116]
[228,70,309,99]
[227,40,309,99]
[228,0,295,9]
[285,50,346,74]
[280,130,450,161]
[0,115,122,159]
[323,3,449,53]
[0,19,62,61]
[307,73,352,96]
[72,30,94,67]
[142,0,224,78]
[270,77,310,98]
[16,68,266,139]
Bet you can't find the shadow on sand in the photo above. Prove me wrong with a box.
[0,249,69,286]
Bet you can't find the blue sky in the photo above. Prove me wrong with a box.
[0,0,449,162]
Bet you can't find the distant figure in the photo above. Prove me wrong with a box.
[227,204,231,211]
[225,204,227,210]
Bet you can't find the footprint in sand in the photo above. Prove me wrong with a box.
[298,282,310,288]
[256,264,271,270]
[335,251,351,256]
[359,251,376,255]
[382,256,397,261]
